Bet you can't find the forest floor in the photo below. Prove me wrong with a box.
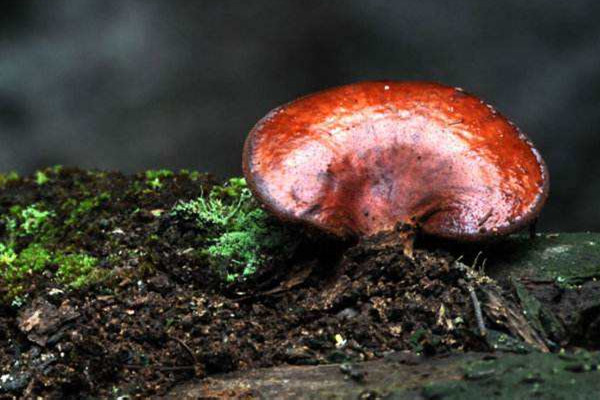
[0,168,599,399]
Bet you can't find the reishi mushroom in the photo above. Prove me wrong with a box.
[242,81,548,254]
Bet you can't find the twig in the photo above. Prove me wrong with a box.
[124,364,195,371]
[468,285,486,337]
[124,336,199,373]
[170,335,198,364]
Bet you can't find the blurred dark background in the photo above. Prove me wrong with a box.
[0,0,599,232]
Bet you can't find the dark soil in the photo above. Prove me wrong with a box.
[0,168,532,398]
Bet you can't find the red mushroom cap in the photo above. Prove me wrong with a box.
[243,81,549,241]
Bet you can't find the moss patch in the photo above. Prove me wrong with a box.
[0,168,298,304]
[0,198,103,300]
[145,169,174,190]
[0,171,19,188]
[423,351,600,399]
[170,177,295,282]
[487,233,600,286]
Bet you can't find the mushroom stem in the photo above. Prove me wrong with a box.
[393,223,417,259]
[529,218,538,239]
[365,223,417,259]
[399,230,415,259]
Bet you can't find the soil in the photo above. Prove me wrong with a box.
[0,168,595,399]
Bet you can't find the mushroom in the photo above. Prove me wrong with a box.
[243,81,548,255]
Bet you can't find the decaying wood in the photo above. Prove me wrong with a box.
[165,233,600,399]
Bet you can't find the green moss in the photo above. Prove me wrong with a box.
[209,176,247,199]
[423,351,600,399]
[34,165,63,186]
[179,169,205,181]
[0,242,102,299]
[11,204,55,237]
[63,192,111,226]
[489,233,600,286]
[35,170,50,185]
[409,328,428,353]
[511,277,565,344]
[172,179,253,228]
[0,199,103,300]
[207,227,263,281]
[0,244,51,284]
[0,171,19,187]
[54,252,101,289]
[2,204,55,241]
[0,170,293,301]
[171,177,295,282]
[87,170,107,179]
[17,243,52,273]
[145,169,174,190]
[0,243,17,266]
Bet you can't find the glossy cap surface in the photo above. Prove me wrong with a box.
[243,81,548,240]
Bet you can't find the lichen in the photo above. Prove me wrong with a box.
[422,351,600,399]
[489,233,600,286]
